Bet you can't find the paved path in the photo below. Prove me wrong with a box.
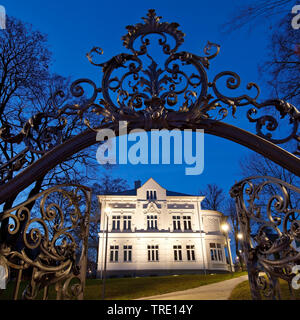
[136,275,249,300]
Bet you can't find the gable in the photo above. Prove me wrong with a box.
[136,178,166,200]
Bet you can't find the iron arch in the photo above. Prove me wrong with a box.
[0,118,299,205]
[0,10,299,204]
[0,9,299,300]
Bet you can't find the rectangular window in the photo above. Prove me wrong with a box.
[123,216,132,231]
[217,244,223,261]
[183,216,192,230]
[147,215,158,230]
[172,216,181,230]
[147,190,157,200]
[148,245,159,261]
[210,243,223,261]
[218,249,223,261]
[211,249,217,261]
[210,243,217,261]
[186,245,196,261]
[173,245,182,261]
[109,245,119,262]
[123,245,132,262]
[210,249,215,261]
[112,216,120,230]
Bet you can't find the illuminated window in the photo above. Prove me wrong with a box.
[148,245,159,261]
[173,245,182,261]
[186,245,196,261]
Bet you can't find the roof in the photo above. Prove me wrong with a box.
[106,188,192,196]
[166,190,192,196]
[98,178,196,197]
[108,189,137,196]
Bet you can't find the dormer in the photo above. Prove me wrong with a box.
[146,190,157,200]
[136,178,166,201]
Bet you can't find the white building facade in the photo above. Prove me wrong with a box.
[97,178,233,277]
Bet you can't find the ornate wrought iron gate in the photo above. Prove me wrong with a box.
[0,9,299,299]
[230,177,300,299]
[0,184,91,299]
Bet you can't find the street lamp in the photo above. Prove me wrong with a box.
[221,223,229,233]
[102,206,111,300]
[236,233,244,270]
[221,222,234,274]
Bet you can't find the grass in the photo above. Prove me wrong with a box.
[1,271,246,300]
[229,279,300,300]
[84,271,246,300]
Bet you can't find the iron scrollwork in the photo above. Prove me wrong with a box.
[0,184,91,300]
[51,9,299,152]
[83,9,222,125]
[230,176,300,299]
[0,112,68,184]
[0,9,299,185]
[0,8,299,301]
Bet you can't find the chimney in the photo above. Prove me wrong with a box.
[134,180,141,189]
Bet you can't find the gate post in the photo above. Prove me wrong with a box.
[78,210,91,300]
[230,182,262,299]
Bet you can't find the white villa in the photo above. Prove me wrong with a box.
[97,178,233,277]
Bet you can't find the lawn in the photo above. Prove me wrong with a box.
[1,271,246,300]
[85,271,246,300]
[229,279,300,300]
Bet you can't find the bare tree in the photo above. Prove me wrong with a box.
[0,16,51,119]
[222,0,300,105]
[199,183,225,211]
[259,14,300,105]
[218,2,299,272]
[222,0,294,33]
[0,16,100,207]
[0,16,103,253]
[0,16,51,194]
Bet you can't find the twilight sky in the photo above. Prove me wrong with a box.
[2,0,292,197]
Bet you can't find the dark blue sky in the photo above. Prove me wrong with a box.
[2,0,291,197]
